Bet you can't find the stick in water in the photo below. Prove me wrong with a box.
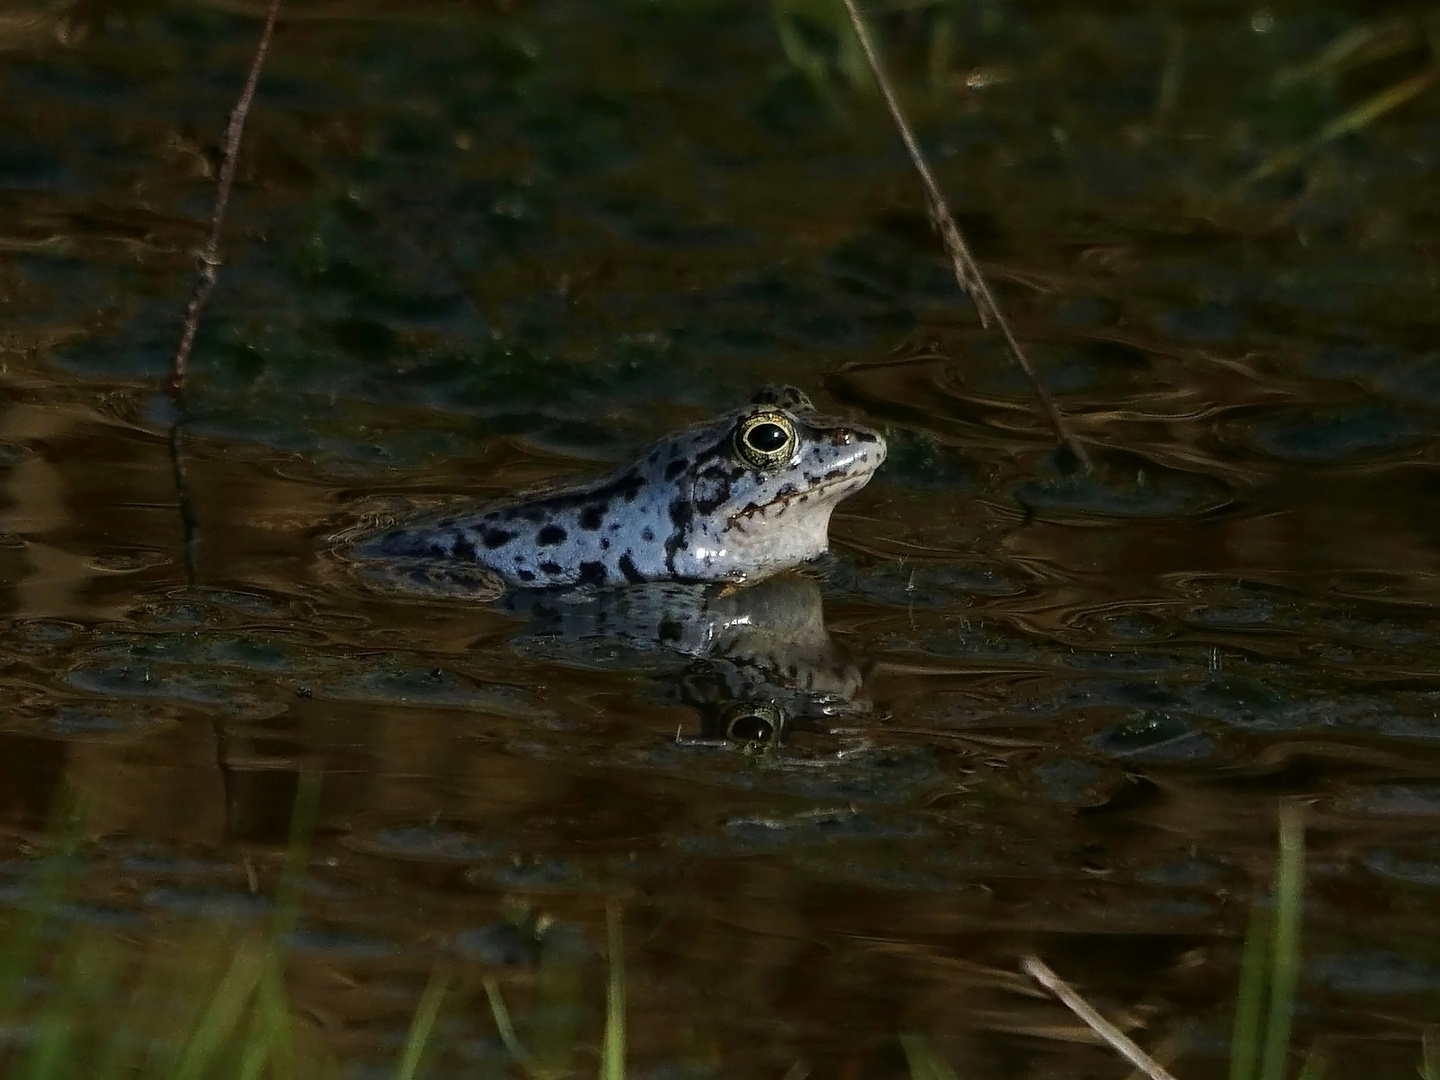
[164,0,282,592]
[838,0,1092,472]
[1022,956,1179,1080]
[169,0,283,396]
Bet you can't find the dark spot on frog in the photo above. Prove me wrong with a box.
[664,499,692,573]
[483,529,515,549]
[516,568,536,582]
[648,450,661,464]
[641,526,654,543]
[600,538,611,550]
[539,560,563,576]
[579,503,607,530]
[664,458,688,481]
[521,508,545,524]
[538,524,567,546]
[576,561,607,586]
[695,488,729,515]
[428,543,446,558]
[658,619,683,643]
[452,534,477,560]
[618,472,644,502]
[618,553,644,584]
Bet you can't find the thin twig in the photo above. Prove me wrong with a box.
[1021,955,1179,1080]
[169,0,283,395]
[838,0,1092,471]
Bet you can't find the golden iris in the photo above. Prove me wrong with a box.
[732,411,797,469]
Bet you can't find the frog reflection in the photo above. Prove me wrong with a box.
[503,572,867,745]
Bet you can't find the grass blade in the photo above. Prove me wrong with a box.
[165,944,265,1080]
[1229,899,1273,1080]
[900,1033,959,1080]
[483,978,535,1071]
[234,1007,276,1080]
[1295,1049,1327,1080]
[1259,803,1306,1080]
[395,972,450,1080]
[601,904,626,1080]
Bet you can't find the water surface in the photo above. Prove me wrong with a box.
[3,1,1440,1076]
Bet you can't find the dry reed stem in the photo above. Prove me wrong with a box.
[169,0,283,395]
[1021,955,1179,1080]
[838,0,1092,471]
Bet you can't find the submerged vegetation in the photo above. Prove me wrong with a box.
[1,802,1426,1078]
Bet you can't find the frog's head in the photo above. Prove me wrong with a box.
[658,386,886,582]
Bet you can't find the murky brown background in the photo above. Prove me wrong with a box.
[3,1,1440,1076]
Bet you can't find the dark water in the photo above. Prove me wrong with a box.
[4,0,1440,1075]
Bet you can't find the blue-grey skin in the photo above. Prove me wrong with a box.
[351,386,886,589]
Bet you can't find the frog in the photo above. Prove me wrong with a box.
[348,385,886,590]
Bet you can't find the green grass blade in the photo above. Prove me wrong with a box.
[235,1007,276,1080]
[600,904,626,1080]
[900,1033,960,1080]
[395,972,450,1080]
[1295,1048,1327,1080]
[483,978,535,1071]
[23,1007,78,1080]
[1423,1025,1440,1080]
[165,944,264,1080]
[255,950,297,1080]
[1230,898,1273,1080]
[1259,803,1306,1080]
[531,935,585,1080]
[0,794,88,1023]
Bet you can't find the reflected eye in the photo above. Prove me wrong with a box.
[732,411,798,469]
[722,701,786,744]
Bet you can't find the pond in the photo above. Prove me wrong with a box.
[2,1,1440,1076]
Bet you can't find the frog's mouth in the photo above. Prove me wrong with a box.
[728,469,878,525]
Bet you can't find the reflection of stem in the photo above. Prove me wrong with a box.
[838,0,1092,472]
[167,420,200,588]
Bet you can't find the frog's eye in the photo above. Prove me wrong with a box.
[732,411,798,469]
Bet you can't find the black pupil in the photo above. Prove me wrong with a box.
[746,422,788,454]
